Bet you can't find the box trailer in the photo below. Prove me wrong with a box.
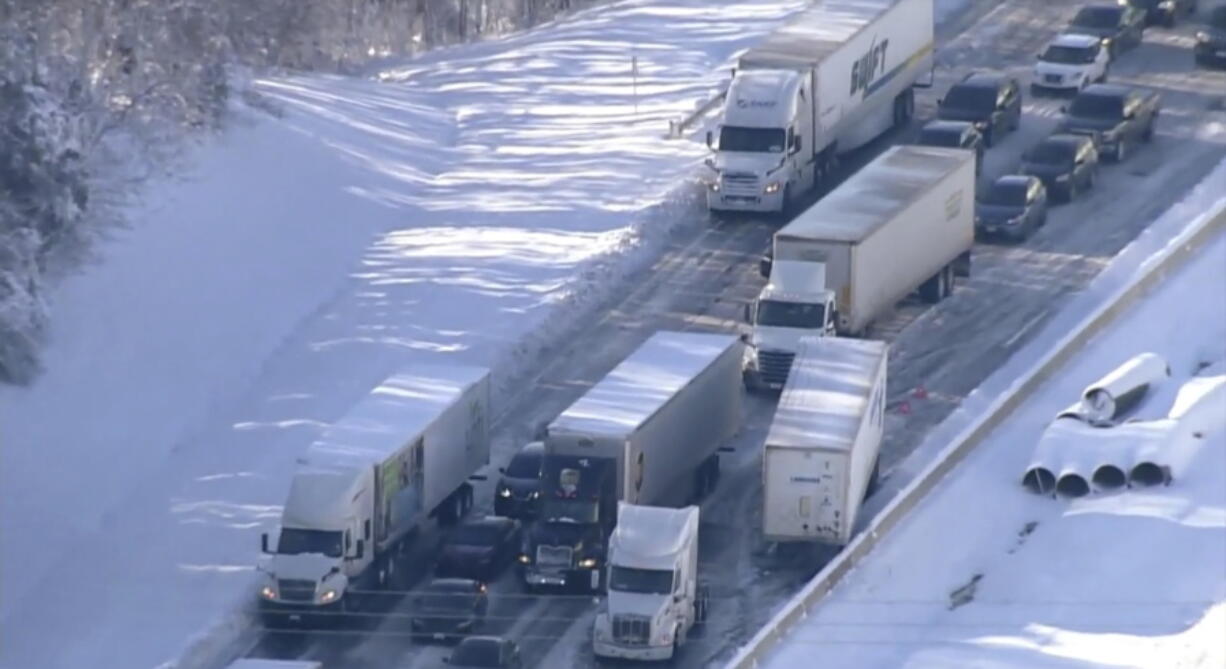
[258,364,490,625]
[705,0,935,214]
[745,145,974,390]
[225,660,323,669]
[762,337,888,545]
[521,331,743,591]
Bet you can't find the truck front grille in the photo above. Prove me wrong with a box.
[721,172,760,197]
[278,579,315,602]
[536,545,573,568]
[758,350,795,386]
[612,614,651,645]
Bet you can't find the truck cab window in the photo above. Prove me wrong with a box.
[719,126,786,153]
[609,566,674,594]
[276,528,343,558]
[757,300,827,329]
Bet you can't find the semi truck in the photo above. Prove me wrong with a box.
[762,337,888,546]
[520,331,743,592]
[593,503,706,662]
[705,0,935,215]
[744,144,974,390]
[257,364,491,626]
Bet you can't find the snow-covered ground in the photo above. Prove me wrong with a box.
[0,1,820,667]
[758,220,1226,665]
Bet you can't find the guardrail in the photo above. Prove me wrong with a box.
[724,188,1226,668]
[667,87,727,139]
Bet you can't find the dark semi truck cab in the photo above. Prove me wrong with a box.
[519,455,617,592]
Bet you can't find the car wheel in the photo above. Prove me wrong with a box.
[1143,117,1157,142]
[1115,140,1128,162]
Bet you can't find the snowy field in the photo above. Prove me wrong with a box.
[0,1,819,667]
[758,232,1226,666]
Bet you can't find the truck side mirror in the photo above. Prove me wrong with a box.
[705,130,714,148]
[743,303,752,322]
[792,135,802,153]
[261,533,271,554]
[353,539,365,560]
[759,255,772,278]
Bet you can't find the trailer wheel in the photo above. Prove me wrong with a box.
[695,585,710,623]
[941,265,956,299]
[893,89,915,128]
[920,271,943,304]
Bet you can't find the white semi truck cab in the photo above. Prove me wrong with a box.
[593,504,706,662]
[743,259,837,391]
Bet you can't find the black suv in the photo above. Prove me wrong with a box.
[1060,83,1160,162]
[1195,6,1226,68]
[1069,3,1147,57]
[915,121,986,175]
[936,72,1023,145]
[1021,134,1100,202]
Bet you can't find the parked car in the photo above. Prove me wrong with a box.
[1021,134,1100,202]
[915,121,985,175]
[410,578,489,643]
[1068,3,1147,57]
[437,516,524,581]
[1032,34,1111,95]
[1060,83,1160,162]
[494,440,544,519]
[1194,6,1226,68]
[446,636,525,668]
[1126,0,1197,27]
[936,71,1024,146]
[975,175,1049,241]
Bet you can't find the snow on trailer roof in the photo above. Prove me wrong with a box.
[550,331,738,436]
[778,145,972,244]
[224,659,323,669]
[611,503,699,569]
[766,337,886,452]
[739,0,897,70]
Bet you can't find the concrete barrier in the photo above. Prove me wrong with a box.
[723,185,1226,668]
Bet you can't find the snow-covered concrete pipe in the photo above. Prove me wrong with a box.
[1166,374,1226,437]
[1022,415,1087,495]
[1056,471,1091,498]
[1128,415,1210,488]
[1078,352,1170,425]
[1091,463,1128,490]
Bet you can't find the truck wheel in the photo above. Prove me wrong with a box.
[920,271,943,304]
[941,266,955,299]
[695,585,710,623]
[893,89,915,128]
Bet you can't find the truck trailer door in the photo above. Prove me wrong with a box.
[765,447,846,543]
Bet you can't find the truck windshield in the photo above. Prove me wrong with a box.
[541,498,599,523]
[1068,93,1123,119]
[277,528,343,558]
[1041,45,1095,64]
[757,300,826,329]
[719,126,786,153]
[609,566,674,595]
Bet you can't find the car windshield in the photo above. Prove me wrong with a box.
[452,524,502,546]
[505,450,542,478]
[451,640,503,667]
[757,300,826,328]
[1072,7,1121,28]
[609,566,674,595]
[719,126,786,153]
[942,85,996,113]
[1069,93,1124,119]
[1026,141,1075,165]
[1041,45,1096,64]
[276,528,342,558]
[918,128,964,148]
[541,498,599,523]
[981,181,1029,206]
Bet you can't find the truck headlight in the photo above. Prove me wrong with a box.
[260,586,277,600]
[1100,37,1112,47]
[578,557,598,569]
[529,490,540,500]
[318,589,338,604]
[1195,31,1210,43]
[518,554,531,564]
[498,487,512,498]
[1158,0,1173,8]
[763,181,781,194]
[708,181,721,192]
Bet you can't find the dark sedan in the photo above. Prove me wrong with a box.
[1069,3,1147,57]
[976,175,1048,241]
[1021,134,1099,202]
[437,516,523,581]
[936,72,1023,145]
[1127,0,1196,27]
[1195,6,1226,68]
[494,440,543,519]
[447,636,525,668]
[411,578,489,643]
[915,121,986,175]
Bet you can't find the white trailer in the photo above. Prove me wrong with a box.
[546,331,744,506]
[744,145,974,390]
[705,0,935,215]
[258,364,490,624]
[225,660,323,669]
[593,503,706,661]
[762,337,888,545]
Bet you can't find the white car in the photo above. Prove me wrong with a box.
[1032,34,1110,95]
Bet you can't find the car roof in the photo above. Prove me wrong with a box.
[1042,133,1090,148]
[1051,33,1103,48]
[1079,83,1133,98]
[426,578,481,591]
[513,440,545,457]
[456,635,507,648]
[957,71,1008,88]
[994,174,1035,187]
[923,120,974,133]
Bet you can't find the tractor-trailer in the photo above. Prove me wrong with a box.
[762,336,888,545]
[258,364,491,625]
[521,331,743,591]
[745,145,974,390]
[705,0,935,214]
